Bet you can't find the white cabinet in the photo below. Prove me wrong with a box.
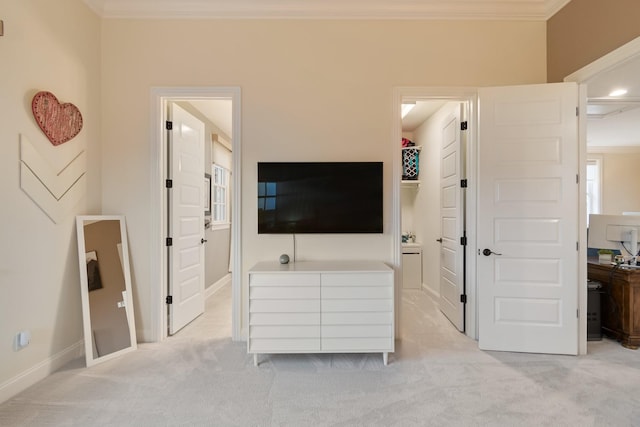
[248,261,394,365]
[248,273,320,352]
[402,244,422,289]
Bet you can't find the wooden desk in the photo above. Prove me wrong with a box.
[587,262,640,349]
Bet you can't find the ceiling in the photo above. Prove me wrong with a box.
[188,99,233,138]
[585,54,640,147]
[83,0,571,20]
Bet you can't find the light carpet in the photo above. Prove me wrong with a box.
[1,285,639,426]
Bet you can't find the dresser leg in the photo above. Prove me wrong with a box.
[254,354,259,366]
[383,352,388,365]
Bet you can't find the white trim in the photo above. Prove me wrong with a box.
[210,223,231,231]
[0,340,83,404]
[206,273,232,299]
[83,0,567,20]
[577,84,588,356]
[422,282,439,300]
[150,86,242,343]
[392,87,478,340]
[391,89,402,339]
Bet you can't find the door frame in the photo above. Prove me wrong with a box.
[392,87,478,340]
[150,87,242,342]
[565,35,640,355]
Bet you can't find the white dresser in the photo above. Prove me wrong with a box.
[248,260,394,365]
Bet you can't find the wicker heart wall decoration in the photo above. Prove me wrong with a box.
[31,91,83,146]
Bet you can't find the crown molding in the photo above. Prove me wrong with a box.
[82,0,571,20]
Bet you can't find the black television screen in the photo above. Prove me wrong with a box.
[258,162,383,234]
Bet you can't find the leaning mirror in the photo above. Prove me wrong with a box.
[76,215,137,367]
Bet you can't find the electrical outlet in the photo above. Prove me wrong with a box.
[14,330,31,351]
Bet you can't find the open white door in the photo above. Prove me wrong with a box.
[439,104,465,331]
[168,103,206,334]
[477,83,579,355]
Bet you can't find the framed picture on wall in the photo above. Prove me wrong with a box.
[204,173,212,216]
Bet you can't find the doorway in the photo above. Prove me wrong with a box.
[400,98,469,333]
[565,36,640,355]
[395,84,582,356]
[150,87,242,342]
[393,88,478,341]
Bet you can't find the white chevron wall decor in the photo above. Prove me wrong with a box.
[19,134,86,223]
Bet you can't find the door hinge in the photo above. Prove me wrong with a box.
[460,121,468,131]
[460,236,467,246]
[166,295,173,305]
[577,241,579,251]
[165,179,173,188]
[460,294,467,304]
[577,309,579,318]
[166,120,173,130]
[576,107,579,117]
[460,179,468,188]
[576,174,579,184]
[166,237,173,246]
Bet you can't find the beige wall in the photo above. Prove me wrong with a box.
[99,19,547,339]
[592,151,640,215]
[547,0,640,82]
[0,0,101,401]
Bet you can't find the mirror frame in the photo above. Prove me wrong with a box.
[76,215,137,366]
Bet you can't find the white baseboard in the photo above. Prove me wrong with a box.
[0,340,84,404]
[205,273,231,300]
[422,282,440,300]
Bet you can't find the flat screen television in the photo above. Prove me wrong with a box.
[258,162,383,234]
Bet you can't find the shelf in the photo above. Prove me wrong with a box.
[402,145,422,150]
[401,180,420,188]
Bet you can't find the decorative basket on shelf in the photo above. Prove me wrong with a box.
[402,147,420,180]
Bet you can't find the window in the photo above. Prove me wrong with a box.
[257,182,277,211]
[212,164,230,228]
[586,156,602,225]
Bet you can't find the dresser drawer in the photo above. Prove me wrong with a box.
[250,312,320,326]
[251,325,320,339]
[322,312,393,325]
[322,273,392,287]
[250,286,320,300]
[250,273,320,287]
[322,286,392,300]
[250,299,320,313]
[322,325,392,338]
[322,299,393,313]
[249,338,320,352]
[321,337,393,352]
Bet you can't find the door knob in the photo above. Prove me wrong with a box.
[436,238,443,243]
[201,238,208,244]
[482,248,502,256]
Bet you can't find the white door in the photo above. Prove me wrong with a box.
[439,104,465,331]
[168,103,206,334]
[477,83,578,355]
